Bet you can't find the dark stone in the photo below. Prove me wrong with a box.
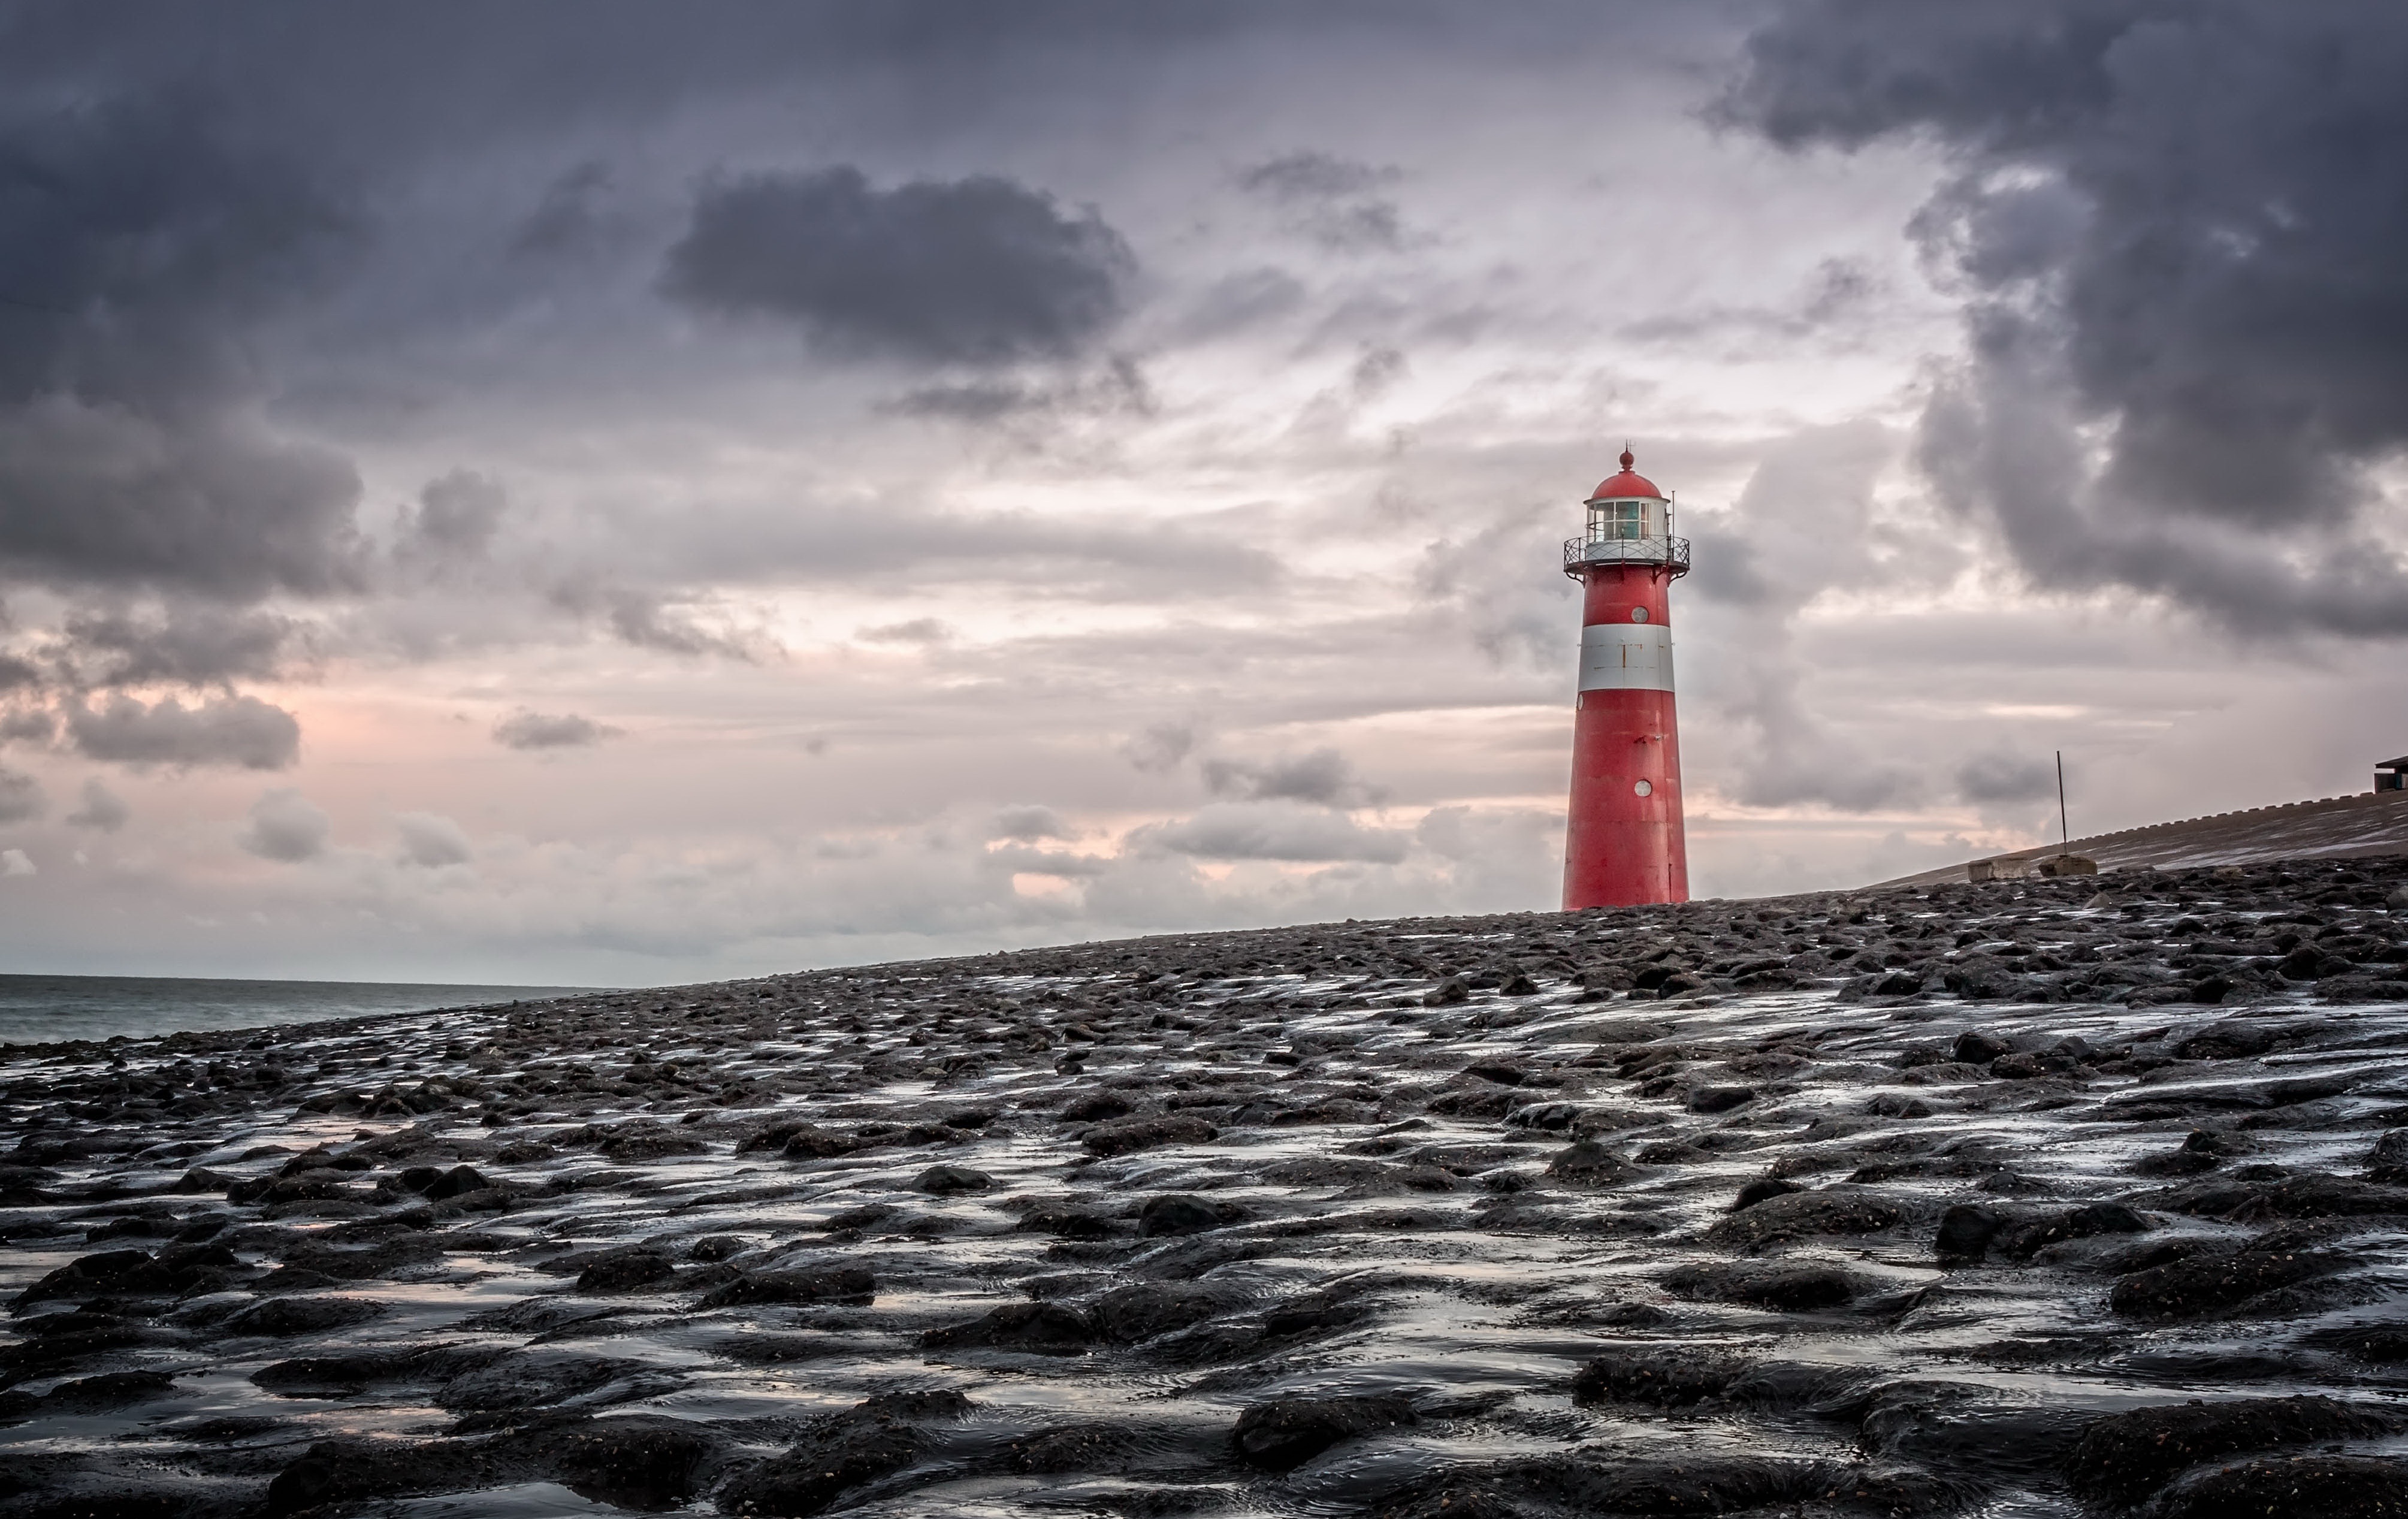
[2110,1245,2347,1319]
[252,1344,506,1394]
[1424,977,1472,1007]
[1703,1188,1907,1249]
[1061,1091,1134,1123]
[1935,1203,2001,1264]
[435,1351,667,1414]
[1733,1177,1805,1212]
[2063,1396,2400,1506]
[912,1164,992,1195]
[1090,1282,1245,1343]
[1080,1116,1216,1158]
[1952,1031,2011,1064]
[225,1295,388,1337]
[576,1249,679,1293]
[422,1164,493,1201]
[1572,1347,1750,1408]
[714,1405,926,1519]
[32,1370,179,1411]
[1662,1261,1856,1311]
[1994,1202,2151,1259]
[1545,1140,1636,1186]
[1137,1194,1238,1237]
[2158,1455,2408,1518]
[1017,1207,1114,1240]
[1231,1393,1417,1472]
[1005,1422,1135,1474]
[1686,1085,1756,1114]
[697,1267,875,1309]
[779,1125,854,1159]
[920,1300,1095,1355]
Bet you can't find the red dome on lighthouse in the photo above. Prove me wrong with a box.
[1589,447,1663,501]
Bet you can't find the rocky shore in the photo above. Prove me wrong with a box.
[7,855,2408,1517]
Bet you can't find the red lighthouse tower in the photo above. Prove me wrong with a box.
[1562,449,1690,908]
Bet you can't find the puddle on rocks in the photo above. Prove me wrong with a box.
[7,857,2408,1515]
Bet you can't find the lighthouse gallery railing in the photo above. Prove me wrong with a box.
[1563,534,1690,579]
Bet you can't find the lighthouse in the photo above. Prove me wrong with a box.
[1561,448,1690,908]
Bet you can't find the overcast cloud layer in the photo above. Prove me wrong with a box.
[0,0,2403,985]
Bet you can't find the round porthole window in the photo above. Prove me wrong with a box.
[1633,779,1654,797]
[1631,607,1649,623]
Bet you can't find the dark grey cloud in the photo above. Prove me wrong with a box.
[0,763,42,823]
[1238,150,1407,252]
[989,804,1072,841]
[65,692,301,769]
[1202,747,1383,807]
[64,775,126,831]
[883,356,1153,424]
[663,166,1134,364]
[1722,0,2408,636]
[394,470,507,571]
[238,787,327,862]
[493,708,620,750]
[510,161,613,258]
[0,93,364,599]
[1956,750,2056,804]
[52,605,302,688]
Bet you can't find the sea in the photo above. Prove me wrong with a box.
[0,974,606,1049]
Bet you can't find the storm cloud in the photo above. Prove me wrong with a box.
[662,166,1134,364]
[0,93,362,599]
[1723,0,2408,635]
[64,693,301,769]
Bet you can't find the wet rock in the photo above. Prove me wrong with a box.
[1935,1203,2001,1264]
[696,1267,876,1309]
[1060,1091,1135,1122]
[716,1390,969,1517]
[1004,1422,1136,1474]
[920,1300,1095,1355]
[1017,1206,1115,1240]
[436,1351,673,1414]
[2111,1242,2349,1319]
[2063,1395,2400,1506]
[1703,1187,1907,1250]
[576,1248,679,1293]
[1231,1393,1417,1472]
[2157,1455,2408,1518]
[1092,1281,1247,1343]
[1663,1261,1856,1311]
[1424,977,1471,1007]
[1573,1346,1750,1408]
[265,1435,501,1516]
[18,1370,179,1414]
[2227,1173,2408,1222]
[1137,1193,1242,1237]
[1733,1177,1806,1212]
[1994,1202,2151,1259]
[506,1415,730,1511]
[224,1295,387,1337]
[252,1344,507,1394]
[1952,1031,2011,1064]
[911,1164,992,1194]
[1686,1084,1756,1114]
[1544,1140,1636,1186]
[778,1124,854,1159]
[1080,1115,1216,1157]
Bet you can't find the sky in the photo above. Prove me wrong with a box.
[1,0,2406,986]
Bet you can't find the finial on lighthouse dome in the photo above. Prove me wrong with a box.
[1589,444,1663,503]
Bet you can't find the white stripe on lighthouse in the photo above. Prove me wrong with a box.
[1576,621,1675,693]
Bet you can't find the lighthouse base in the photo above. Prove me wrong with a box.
[1563,687,1687,909]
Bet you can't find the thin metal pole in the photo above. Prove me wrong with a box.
[2057,750,2069,856]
